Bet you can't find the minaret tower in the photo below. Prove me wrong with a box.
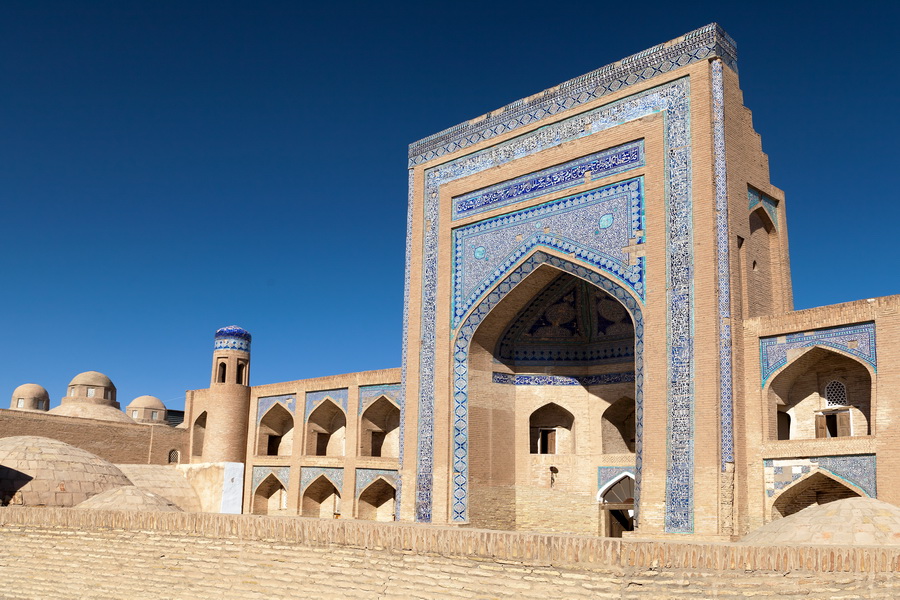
[201,325,252,463]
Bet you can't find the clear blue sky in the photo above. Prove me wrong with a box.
[2,1,897,411]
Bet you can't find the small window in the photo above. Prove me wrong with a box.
[151,411,159,420]
[104,390,111,400]
[132,410,139,418]
[168,449,180,464]
[86,387,96,398]
[539,428,557,454]
[69,387,75,396]
[16,398,24,408]
[825,380,848,407]
[217,362,227,383]
[38,400,46,410]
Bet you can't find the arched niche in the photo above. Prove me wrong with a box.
[192,412,207,457]
[258,403,294,457]
[359,396,400,458]
[746,206,778,317]
[460,258,640,533]
[602,396,635,454]
[301,475,340,518]
[771,471,863,520]
[767,346,873,440]
[252,473,288,516]
[357,478,396,521]
[306,399,346,457]
[528,403,574,455]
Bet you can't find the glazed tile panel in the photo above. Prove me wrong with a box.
[711,59,735,469]
[256,394,296,423]
[760,323,876,386]
[452,141,644,220]
[764,455,875,498]
[492,372,635,386]
[452,178,645,330]
[251,466,290,492]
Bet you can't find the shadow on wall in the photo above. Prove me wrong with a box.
[0,467,33,506]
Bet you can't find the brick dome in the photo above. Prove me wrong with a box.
[0,436,131,507]
[741,497,900,546]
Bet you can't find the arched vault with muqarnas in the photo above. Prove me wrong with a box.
[450,250,643,533]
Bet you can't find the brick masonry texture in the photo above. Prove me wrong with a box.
[1,509,899,599]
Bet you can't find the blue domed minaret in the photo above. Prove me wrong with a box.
[199,326,252,463]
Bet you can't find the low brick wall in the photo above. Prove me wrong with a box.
[3,507,899,574]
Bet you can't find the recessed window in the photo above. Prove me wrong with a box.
[86,387,95,398]
[151,411,159,420]
[16,398,24,408]
[69,387,75,396]
[538,428,557,454]
[825,380,848,407]
[132,410,139,418]
[104,390,111,400]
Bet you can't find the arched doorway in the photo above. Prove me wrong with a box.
[598,473,635,537]
[252,473,288,516]
[359,396,400,458]
[459,258,641,534]
[767,346,873,441]
[306,400,346,457]
[257,404,294,457]
[301,475,341,518]
[357,478,396,521]
[771,471,862,519]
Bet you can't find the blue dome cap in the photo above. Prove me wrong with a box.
[214,325,251,352]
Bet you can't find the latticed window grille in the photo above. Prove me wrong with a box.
[825,380,848,406]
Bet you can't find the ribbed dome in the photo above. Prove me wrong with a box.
[741,497,900,546]
[0,436,132,507]
[68,371,115,389]
[127,395,166,410]
[76,485,182,512]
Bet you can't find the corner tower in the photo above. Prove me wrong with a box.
[194,326,252,463]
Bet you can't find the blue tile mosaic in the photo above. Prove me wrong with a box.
[492,372,635,386]
[300,467,343,493]
[256,394,296,423]
[449,251,644,524]
[410,76,694,532]
[408,24,736,166]
[712,59,735,471]
[452,178,645,329]
[358,384,403,415]
[452,141,644,220]
[355,469,398,497]
[304,388,349,421]
[763,455,876,499]
[760,323,876,386]
[748,187,778,228]
[494,276,635,366]
[214,325,251,352]
[251,466,290,491]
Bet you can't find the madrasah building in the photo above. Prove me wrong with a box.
[2,23,898,541]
